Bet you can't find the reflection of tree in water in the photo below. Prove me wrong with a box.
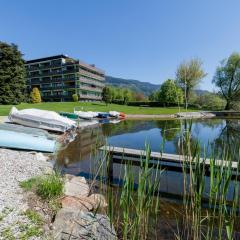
[156,120,181,141]
[56,126,105,167]
[213,119,240,160]
[102,120,157,137]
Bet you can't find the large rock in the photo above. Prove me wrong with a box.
[61,196,94,212]
[52,208,117,240]
[64,176,89,198]
[88,194,108,209]
[61,194,108,212]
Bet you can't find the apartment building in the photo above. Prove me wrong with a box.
[26,54,105,102]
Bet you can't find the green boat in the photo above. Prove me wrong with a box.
[59,112,79,120]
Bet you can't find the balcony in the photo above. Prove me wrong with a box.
[79,77,105,87]
[79,94,102,100]
[79,85,103,93]
[79,70,105,81]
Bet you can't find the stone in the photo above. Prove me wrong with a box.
[88,194,108,209]
[61,196,94,212]
[64,176,89,198]
[52,208,117,240]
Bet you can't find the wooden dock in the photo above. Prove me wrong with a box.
[99,145,239,172]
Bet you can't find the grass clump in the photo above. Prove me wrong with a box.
[19,177,38,191]
[23,209,43,226]
[36,172,64,200]
[19,226,43,240]
[20,172,64,200]
[1,227,15,240]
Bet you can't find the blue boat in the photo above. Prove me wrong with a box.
[0,124,57,152]
[98,112,110,118]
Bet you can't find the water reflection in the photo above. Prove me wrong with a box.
[56,118,240,173]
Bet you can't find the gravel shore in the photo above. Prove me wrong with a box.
[0,149,53,239]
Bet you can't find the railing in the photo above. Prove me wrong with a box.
[27,62,77,71]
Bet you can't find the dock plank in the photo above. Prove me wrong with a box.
[99,146,238,170]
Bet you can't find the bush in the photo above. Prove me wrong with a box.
[30,87,41,103]
[72,93,78,102]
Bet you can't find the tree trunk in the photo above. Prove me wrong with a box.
[225,100,231,110]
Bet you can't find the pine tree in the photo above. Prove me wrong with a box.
[30,87,41,103]
[0,41,26,104]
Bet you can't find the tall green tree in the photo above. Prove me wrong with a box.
[123,88,132,104]
[176,58,206,109]
[157,79,183,105]
[212,53,240,110]
[102,86,111,105]
[0,41,26,104]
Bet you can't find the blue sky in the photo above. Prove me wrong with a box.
[1,0,240,90]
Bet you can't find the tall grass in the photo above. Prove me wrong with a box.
[177,124,240,240]
[88,123,240,239]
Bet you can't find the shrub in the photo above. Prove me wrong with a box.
[72,93,78,102]
[30,87,41,103]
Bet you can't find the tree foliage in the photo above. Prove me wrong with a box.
[0,41,26,104]
[192,92,225,110]
[176,58,206,109]
[30,87,41,103]
[212,52,240,110]
[102,86,112,105]
[157,79,183,105]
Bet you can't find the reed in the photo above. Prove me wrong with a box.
[89,123,240,240]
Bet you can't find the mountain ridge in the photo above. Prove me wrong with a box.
[106,76,210,96]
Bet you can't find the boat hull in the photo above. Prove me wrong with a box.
[0,129,56,152]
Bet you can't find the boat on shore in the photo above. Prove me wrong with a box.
[74,111,96,120]
[8,107,76,132]
[59,112,79,120]
[0,123,57,152]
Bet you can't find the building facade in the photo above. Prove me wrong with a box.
[26,55,105,102]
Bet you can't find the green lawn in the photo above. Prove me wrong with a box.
[0,102,197,116]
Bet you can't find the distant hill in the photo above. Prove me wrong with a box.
[106,76,160,96]
[106,76,210,96]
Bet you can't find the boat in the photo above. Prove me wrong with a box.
[109,111,120,118]
[98,112,110,118]
[119,112,126,119]
[8,107,76,132]
[59,112,79,120]
[74,111,95,120]
[0,123,57,152]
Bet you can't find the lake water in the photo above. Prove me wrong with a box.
[56,118,240,182]
[55,118,240,239]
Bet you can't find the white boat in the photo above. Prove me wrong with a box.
[8,107,76,132]
[109,111,120,118]
[74,110,96,120]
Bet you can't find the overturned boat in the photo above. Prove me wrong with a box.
[74,110,98,120]
[0,123,57,152]
[59,111,79,120]
[8,107,76,132]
